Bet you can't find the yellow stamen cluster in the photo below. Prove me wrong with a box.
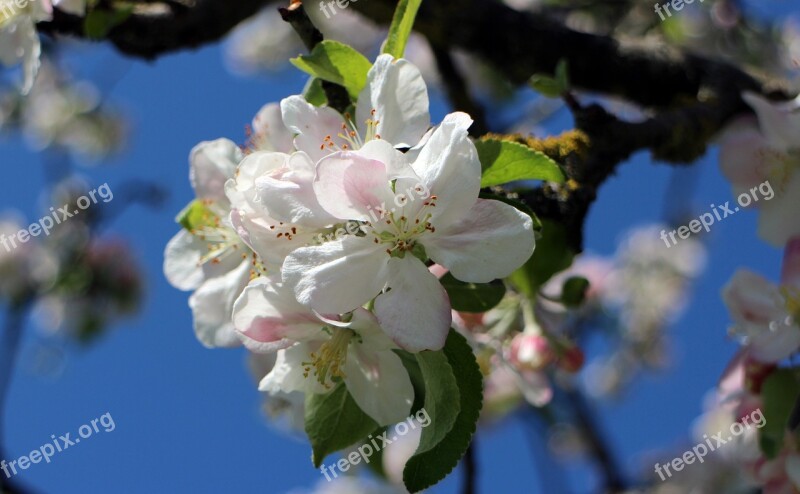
[303,329,354,388]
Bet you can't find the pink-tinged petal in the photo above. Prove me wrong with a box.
[374,257,451,352]
[344,348,414,425]
[782,237,800,289]
[743,92,800,151]
[233,278,323,353]
[229,209,315,271]
[190,139,243,206]
[282,236,391,315]
[188,260,251,348]
[357,139,417,180]
[251,103,294,153]
[424,199,535,283]
[723,269,786,326]
[254,152,337,228]
[759,173,800,247]
[280,95,346,161]
[356,55,430,148]
[411,112,480,226]
[53,0,85,15]
[719,126,773,191]
[313,152,397,221]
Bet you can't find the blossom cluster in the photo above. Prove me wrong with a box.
[164,54,535,427]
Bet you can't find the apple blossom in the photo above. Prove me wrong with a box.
[234,278,414,426]
[723,269,800,363]
[719,92,800,246]
[281,112,535,352]
[164,138,258,348]
[0,0,52,93]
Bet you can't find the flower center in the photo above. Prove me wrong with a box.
[318,109,382,152]
[367,194,438,257]
[303,329,354,388]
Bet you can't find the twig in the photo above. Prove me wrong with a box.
[278,2,351,114]
[463,440,477,494]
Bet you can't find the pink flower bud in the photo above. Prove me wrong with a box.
[508,334,552,371]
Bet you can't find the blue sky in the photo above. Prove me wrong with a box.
[0,1,795,492]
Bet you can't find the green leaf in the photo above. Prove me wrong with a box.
[440,273,506,313]
[305,383,379,468]
[476,138,565,187]
[759,370,800,459]
[529,58,570,98]
[303,77,327,106]
[83,6,134,40]
[382,0,423,59]
[290,40,372,101]
[403,330,483,493]
[509,219,576,298]
[395,350,426,415]
[561,276,590,307]
[175,200,218,232]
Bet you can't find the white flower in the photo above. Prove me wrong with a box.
[0,0,52,93]
[281,54,431,161]
[234,278,414,426]
[281,113,535,352]
[246,102,294,153]
[164,139,257,348]
[719,92,800,246]
[722,269,800,363]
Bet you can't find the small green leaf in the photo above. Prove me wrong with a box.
[509,219,576,297]
[303,78,327,106]
[476,138,565,187]
[759,370,800,459]
[175,200,218,232]
[83,6,134,40]
[305,383,379,467]
[403,330,483,493]
[290,40,372,101]
[382,0,423,59]
[440,273,506,313]
[529,58,570,98]
[555,59,570,90]
[561,276,590,307]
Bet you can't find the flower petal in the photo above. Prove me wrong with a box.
[357,55,430,148]
[163,230,205,291]
[190,138,243,206]
[758,173,800,247]
[188,259,251,348]
[260,344,327,395]
[719,126,773,192]
[233,278,324,353]
[283,236,391,314]
[374,256,451,352]
[313,151,397,221]
[254,152,337,228]
[411,112,480,226]
[424,199,535,283]
[226,150,287,215]
[344,348,414,425]
[743,91,800,151]
[280,95,346,161]
[251,102,294,153]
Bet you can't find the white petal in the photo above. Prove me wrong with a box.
[226,151,288,214]
[280,95,346,161]
[374,257,451,352]
[190,139,243,206]
[357,55,430,148]
[424,199,535,283]
[758,173,800,247]
[282,236,391,314]
[163,230,205,290]
[188,260,251,348]
[251,102,294,153]
[260,344,326,395]
[411,112,480,226]
[743,92,800,151]
[53,0,85,15]
[357,139,417,180]
[254,152,337,228]
[229,209,315,271]
[313,151,397,221]
[233,278,324,353]
[344,348,414,426]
